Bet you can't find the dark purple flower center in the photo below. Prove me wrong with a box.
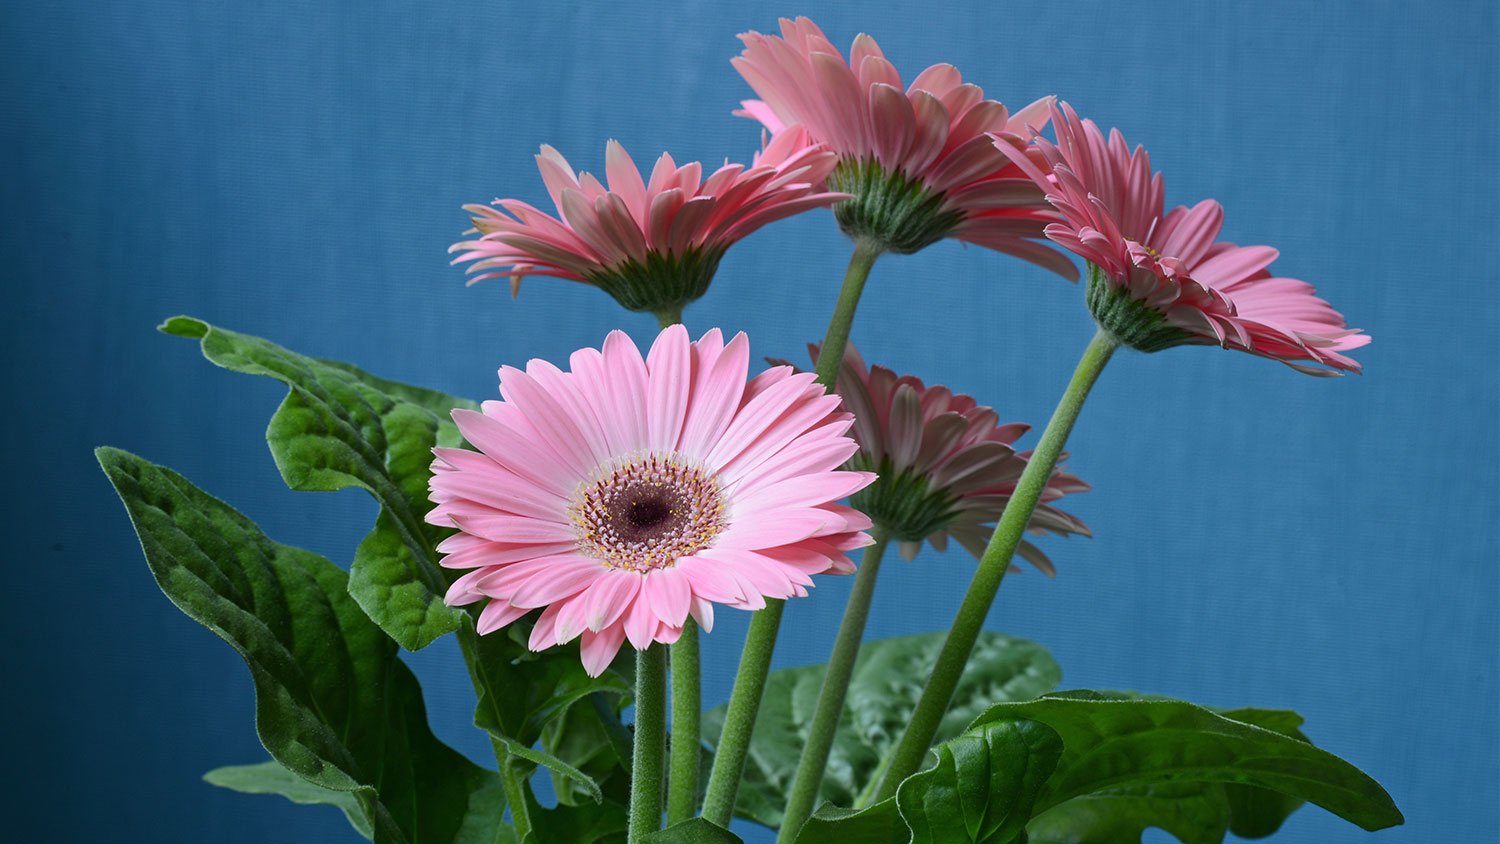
[572,454,725,572]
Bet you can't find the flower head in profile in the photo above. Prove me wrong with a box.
[449,133,844,322]
[732,17,1074,274]
[814,344,1089,568]
[997,102,1369,375]
[428,326,875,675]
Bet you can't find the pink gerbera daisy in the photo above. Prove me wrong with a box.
[427,325,876,676]
[449,133,844,322]
[997,102,1369,375]
[731,17,1075,274]
[818,344,1090,567]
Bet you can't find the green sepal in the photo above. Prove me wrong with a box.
[827,158,965,254]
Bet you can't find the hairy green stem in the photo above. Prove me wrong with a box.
[701,237,883,826]
[498,755,533,840]
[871,327,1117,801]
[778,533,890,841]
[630,645,668,841]
[668,621,702,824]
[655,305,684,331]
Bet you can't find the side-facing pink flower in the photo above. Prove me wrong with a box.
[449,132,844,321]
[428,325,875,676]
[818,344,1089,567]
[997,102,1369,375]
[732,16,1075,274]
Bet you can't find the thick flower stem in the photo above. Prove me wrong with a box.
[870,327,1117,802]
[815,238,882,385]
[701,238,883,827]
[667,620,702,824]
[777,533,890,842]
[630,645,668,842]
[655,305,685,331]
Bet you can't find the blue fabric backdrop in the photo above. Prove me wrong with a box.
[4,1,1496,841]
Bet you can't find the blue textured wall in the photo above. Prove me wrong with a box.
[5,1,1495,841]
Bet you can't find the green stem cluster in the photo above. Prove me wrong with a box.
[871,328,1117,800]
[701,237,883,827]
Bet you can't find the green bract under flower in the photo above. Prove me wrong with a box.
[848,455,963,544]
[813,343,1091,566]
[827,159,965,255]
[583,247,727,317]
[1085,263,1197,353]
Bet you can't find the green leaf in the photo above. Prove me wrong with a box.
[161,315,476,650]
[1027,783,1232,844]
[642,818,743,843]
[896,719,1063,844]
[518,779,628,844]
[492,734,604,804]
[963,692,1403,838]
[205,761,373,839]
[702,632,1059,828]
[99,448,501,844]
[542,694,634,807]
[791,800,905,844]
[464,622,633,801]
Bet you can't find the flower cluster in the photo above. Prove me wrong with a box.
[440,17,1368,676]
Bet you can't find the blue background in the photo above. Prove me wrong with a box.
[4,1,1496,841]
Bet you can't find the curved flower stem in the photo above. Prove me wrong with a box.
[777,532,890,842]
[871,327,1118,802]
[701,237,884,827]
[630,645,668,842]
[667,620,701,824]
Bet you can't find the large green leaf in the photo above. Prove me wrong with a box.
[1024,700,1314,842]
[161,315,477,650]
[99,448,504,844]
[642,818,743,842]
[702,631,1060,828]
[1027,783,1232,844]
[792,691,1399,844]
[896,719,1062,844]
[973,692,1403,838]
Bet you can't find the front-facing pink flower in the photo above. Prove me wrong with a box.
[449,134,844,321]
[997,102,1370,375]
[428,325,875,675]
[732,17,1075,274]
